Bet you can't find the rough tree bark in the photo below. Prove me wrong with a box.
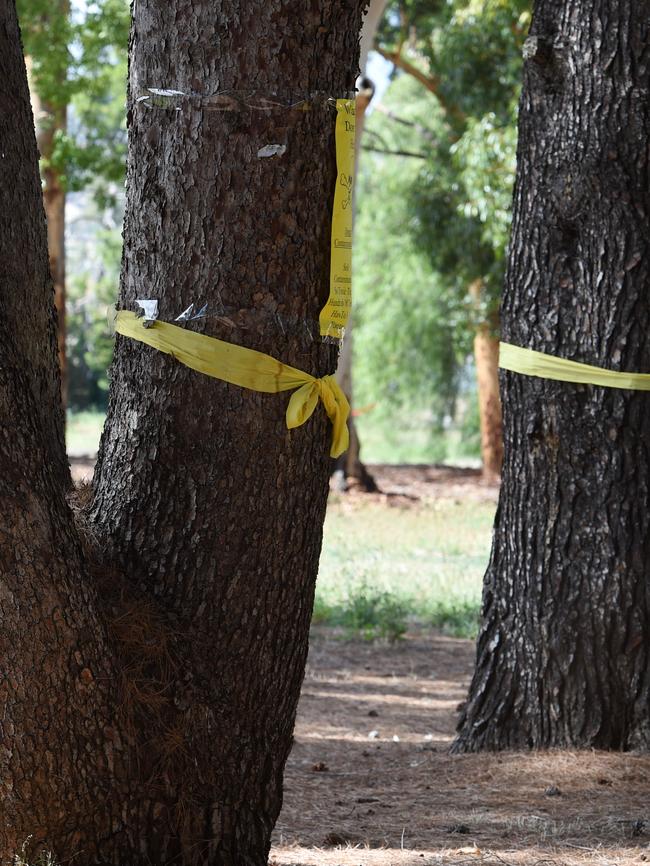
[1,0,366,863]
[25,0,69,406]
[38,99,67,405]
[0,3,116,860]
[455,0,650,751]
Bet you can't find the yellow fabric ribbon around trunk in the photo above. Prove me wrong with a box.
[115,310,350,457]
[499,342,650,391]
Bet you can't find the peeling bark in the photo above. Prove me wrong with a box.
[455,0,650,752]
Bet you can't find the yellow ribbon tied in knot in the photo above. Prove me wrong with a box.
[115,310,350,457]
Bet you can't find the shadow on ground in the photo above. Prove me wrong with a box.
[272,631,650,866]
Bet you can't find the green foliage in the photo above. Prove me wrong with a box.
[375,0,528,305]
[64,60,129,194]
[424,597,481,637]
[67,201,122,411]
[354,98,467,430]
[13,838,58,866]
[452,112,518,256]
[316,496,491,640]
[352,0,529,456]
[431,0,529,121]
[16,0,129,191]
[314,583,409,642]
[378,0,530,123]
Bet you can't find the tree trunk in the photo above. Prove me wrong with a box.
[27,2,69,407]
[0,3,115,859]
[455,0,650,752]
[39,103,67,406]
[473,323,502,480]
[470,280,503,481]
[333,85,377,491]
[2,0,366,864]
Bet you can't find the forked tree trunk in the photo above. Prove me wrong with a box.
[0,3,114,859]
[455,0,650,752]
[1,0,366,863]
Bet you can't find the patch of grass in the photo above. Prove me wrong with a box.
[422,597,482,637]
[13,839,58,866]
[313,583,409,642]
[66,409,106,457]
[315,497,494,639]
[355,411,481,465]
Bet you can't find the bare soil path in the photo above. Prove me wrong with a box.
[69,457,649,865]
[272,631,650,866]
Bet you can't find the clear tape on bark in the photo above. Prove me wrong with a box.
[106,304,118,335]
[257,144,287,158]
[500,342,650,390]
[135,299,159,328]
[175,303,208,324]
[135,88,354,113]
[108,301,321,345]
[115,309,350,457]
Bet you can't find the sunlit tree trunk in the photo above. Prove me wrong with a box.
[470,279,503,481]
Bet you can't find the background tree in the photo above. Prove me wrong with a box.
[1,2,366,865]
[17,0,129,404]
[353,0,528,473]
[332,0,386,492]
[455,0,650,751]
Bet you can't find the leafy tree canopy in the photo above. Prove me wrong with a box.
[17,0,129,191]
[353,0,529,455]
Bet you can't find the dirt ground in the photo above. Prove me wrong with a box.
[69,459,650,865]
[69,459,499,504]
[272,631,650,866]
[341,464,500,506]
[272,467,649,866]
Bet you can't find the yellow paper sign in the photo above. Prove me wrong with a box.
[319,98,355,339]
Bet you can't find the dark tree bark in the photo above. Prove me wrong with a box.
[1,0,366,863]
[37,96,68,406]
[26,0,69,407]
[0,2,116,858]
[455,0,650,752]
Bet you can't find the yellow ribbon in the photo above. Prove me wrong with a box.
[115,310,350,457]
[499,342,650,391]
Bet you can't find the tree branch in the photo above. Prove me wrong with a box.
[373,101,438,144]
[361,145,428,159]
[375,45,466,126]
